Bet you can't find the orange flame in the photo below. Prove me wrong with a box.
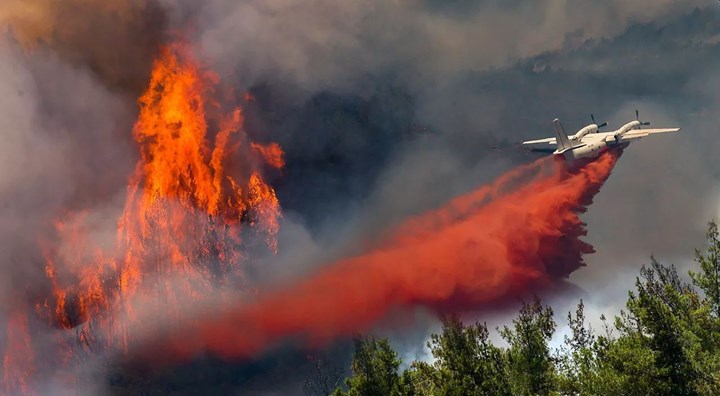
[133,44,236,218]
[32,41,284,360]
[113,42,283,346]
[251,142,285,169]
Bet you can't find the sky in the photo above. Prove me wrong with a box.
[1,0,720,394]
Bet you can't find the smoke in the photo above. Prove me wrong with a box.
[0,3,168,393]
[1,0,719,393]
[133,151,620,362]
[0,0,168,307]
[0,34,138,396]
[0,38,136,303]
[188,0,703,92]
[0,0,167,93]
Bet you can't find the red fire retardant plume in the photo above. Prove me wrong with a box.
[146,150,621,361]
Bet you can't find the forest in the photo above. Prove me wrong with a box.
[322,221,720,396]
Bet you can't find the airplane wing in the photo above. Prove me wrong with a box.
[522,137,557,145]
[621,128,681,141]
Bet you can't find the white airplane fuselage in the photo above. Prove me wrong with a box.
[557,121,641,161]
[522,116,680,162]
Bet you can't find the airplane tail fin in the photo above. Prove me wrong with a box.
[552,118,575,151]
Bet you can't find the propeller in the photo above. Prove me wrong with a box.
[591,114,608,129]
[635,109,651,128]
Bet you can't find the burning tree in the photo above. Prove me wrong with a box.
[2,41,284,395]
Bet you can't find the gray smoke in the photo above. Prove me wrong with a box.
[0,35,139,394]
[2,1,720,394]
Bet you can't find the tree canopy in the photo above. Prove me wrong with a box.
[322,220,720,396]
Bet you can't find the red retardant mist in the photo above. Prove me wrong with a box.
[142,150,621,362]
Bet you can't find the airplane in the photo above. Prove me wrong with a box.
[522,110,680,161]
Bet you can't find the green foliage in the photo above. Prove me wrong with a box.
[556,299,606,395]
[327,220,720,396]
[423,315,510,395]
[691,220,720,317]
[333,336,406,396]
[500,297,557,396]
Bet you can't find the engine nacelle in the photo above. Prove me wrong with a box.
[614,120,642,140]
[574,124,600,140]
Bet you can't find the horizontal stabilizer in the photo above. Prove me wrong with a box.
[522,137,557,145]
[554,143,586,155]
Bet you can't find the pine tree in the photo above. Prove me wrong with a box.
[416,314,510,395]
[500,297,557,396]
[333,336,406,396]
